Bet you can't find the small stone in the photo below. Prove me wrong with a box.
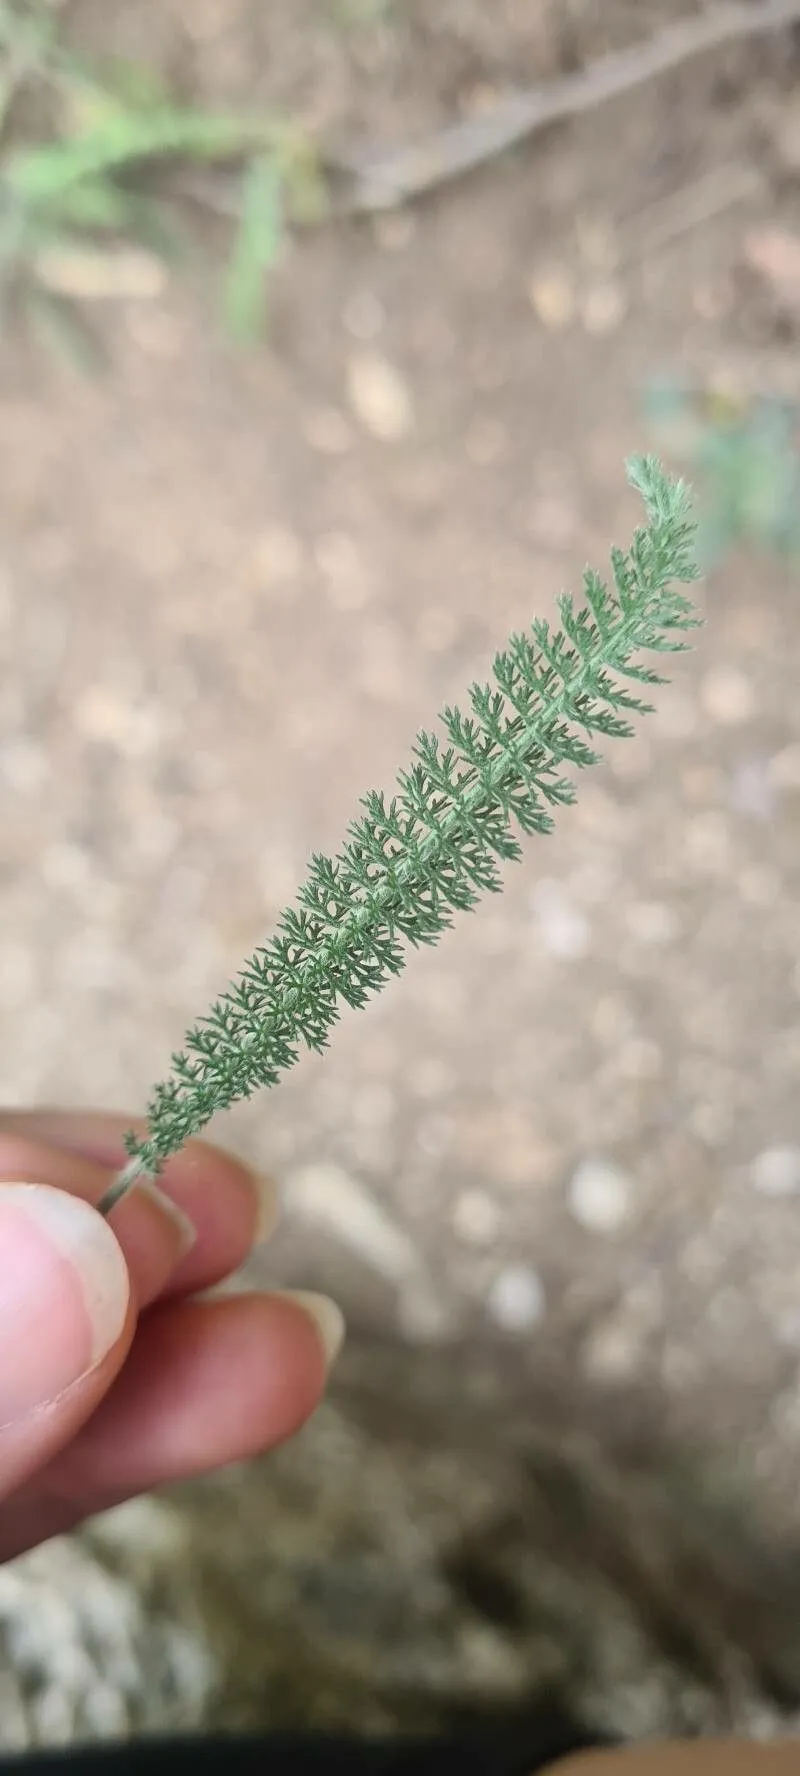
[0,941,36,1005]
[487,1263,545,1332]
[33,245,166,301]
[751,1146,800,1198]
[347,351,414,441]
[626,901,679,946]
[314,530,370,610]
[530,879,590,960]
[582,1318,639,1384]
[342,289,385,340]
[527,493,577,550]
[728,757,775,820]
[739,865,780,906]
[0,738,47,792]
[527,265,575,329]
[742,225,800,313]
[286,1162,423,1285]
[701,666,756,725]
[452,1188,500,1246]
[685,811,732,876]
[253,526,303,593]
[465,418,506,465]
[617,1038,662,1081]
[415,607,457,653]
[771,106,800,173]
[580,281,627,334]
[769,744,800,791]
[575,216,618,270]
[303,408,353,455]
[568,1157,632,1232]
[416,1113,454,1158]
[372,210,417,251]
[397,1275,454,1343]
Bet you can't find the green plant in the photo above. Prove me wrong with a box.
[100,458,699,1212]
[645,375,800,567]
[0,0,324,354]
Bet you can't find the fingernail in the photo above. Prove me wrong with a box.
[254,1172,280,1244]
[0,1184,130,1418]
[133,1178,198,1259]
[279,1290,345,1370]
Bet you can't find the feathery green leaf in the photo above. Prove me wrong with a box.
[109,458,699,1201]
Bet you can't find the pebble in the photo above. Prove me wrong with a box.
[415,607,457,653]
[303,408,353,455]
[342,289,385,341]
[285,1161,424,1285]
[530,879,591,960]
[625,901,679,946]
[727,757,775,820]
[701,666,756,725]
[372,210,416,251]
[0,738,47,793]
[769,743,800,791]
[685,811,732,876]
[253,526,303,593]
[580,281,627,335]
[751,1146,800,1198]
[465,418,506,465]
[347,351,414,441]
[33,245,166,301]
[567,1157,632,1232]
[527,265,575,329]
[0,941,37,1005]
[314,530,370,611]
[452,1188,500,1246]
[487,1263,545,1332]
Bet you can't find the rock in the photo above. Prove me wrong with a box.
[742,225,800,317]
[342,290,385,340]
[527,265,575,329]
[285,1162,448,1339]
[486,1263,545,1332]
[751,1147,800,1199]
[701,666,756,725]
[580,281,627,335]
[530,879,591,960]
[452,1188,500,1246]
[625,901,680,946]
[33,246,165,301]
[568,1157,632,1233]
[285,1162,420,1284]
[347,352,414,441]
[253,526,303,594]
[303,408,353,455]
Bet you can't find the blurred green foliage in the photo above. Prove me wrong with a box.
[645,374,800,569]
[0,0,325,361]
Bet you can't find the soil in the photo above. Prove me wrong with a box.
[3,0,800,1751]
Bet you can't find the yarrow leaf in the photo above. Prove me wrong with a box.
[103,457,699,1207]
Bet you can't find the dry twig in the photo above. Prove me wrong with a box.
[333,0,800,213]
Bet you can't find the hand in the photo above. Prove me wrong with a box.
[0,1109,343,1563]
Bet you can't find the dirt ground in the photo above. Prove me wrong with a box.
[3,0,800,1751]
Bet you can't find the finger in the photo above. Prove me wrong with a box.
[6,1292,343,1546]
[0,1134,194,1309]
[0,1185,134,1499]
[0,1112,274,1296]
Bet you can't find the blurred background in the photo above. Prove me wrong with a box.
[2,0,800,1757]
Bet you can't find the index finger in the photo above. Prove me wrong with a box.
[0,1111,274,1297]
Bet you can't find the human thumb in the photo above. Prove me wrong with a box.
[0,1183,132,1494]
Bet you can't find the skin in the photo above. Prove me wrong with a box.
[558,1745,799,1773]
[0,1109,330,1562]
